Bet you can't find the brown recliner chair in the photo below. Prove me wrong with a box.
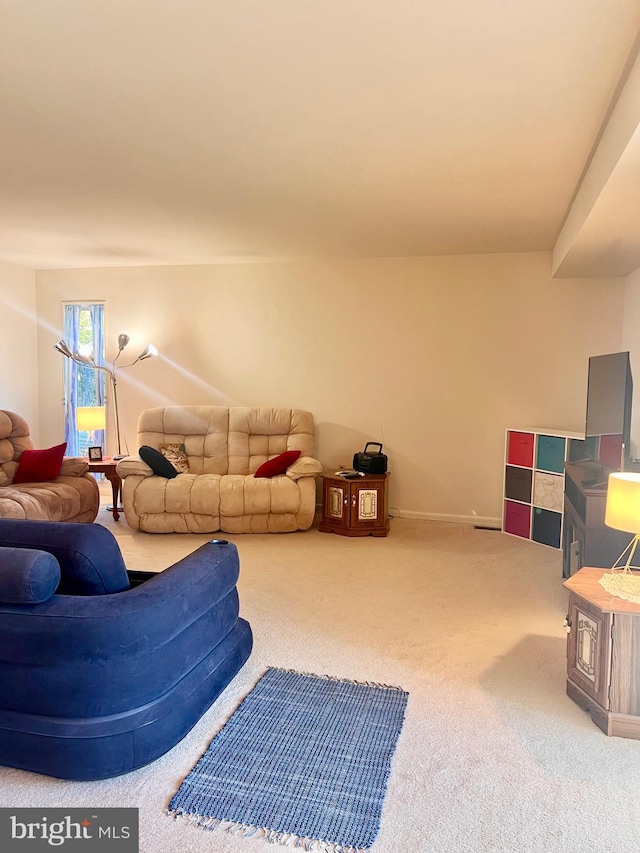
[0,410,99,522]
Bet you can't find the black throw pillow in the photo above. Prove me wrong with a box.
[139,445,178,479]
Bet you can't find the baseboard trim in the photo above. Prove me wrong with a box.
[390,509,502,529]
[314,503,502,530]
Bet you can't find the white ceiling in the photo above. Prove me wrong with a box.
[1,0,640,273]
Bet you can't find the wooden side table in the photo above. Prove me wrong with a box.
[564,566,640,738]
[88,458,122,521]
[319,473,390,537]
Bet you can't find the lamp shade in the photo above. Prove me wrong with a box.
[605,472,640,534]
[75,406,106,433]
[137,344,158,361]
[53,340,73,358]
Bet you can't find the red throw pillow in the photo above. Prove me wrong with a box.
[13,443,67,484]
[254,450,301,478]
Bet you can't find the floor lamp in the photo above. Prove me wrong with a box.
[54,334,158,460]
[599,472,640,602]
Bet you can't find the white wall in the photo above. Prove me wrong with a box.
[0,262,39,436]
[36,252,625,524]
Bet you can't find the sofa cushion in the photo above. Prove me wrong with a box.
[139,445,178,479]
[254,450,301,478]
[0,519,129,595]
[0,477,100,523]
[138,406,230,476]
[220,474,302,517]
[13,443,67,484]
[0,547,61,603]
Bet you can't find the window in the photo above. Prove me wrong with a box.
[62,304,106,456]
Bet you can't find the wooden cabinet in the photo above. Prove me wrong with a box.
[319,473,390,537]
[564,567,640,739]
[562,461,630,578]
[503,427,583,549]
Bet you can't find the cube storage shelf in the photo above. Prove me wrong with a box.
[503,427,585,549]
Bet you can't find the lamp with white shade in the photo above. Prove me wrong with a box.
[599,472,640,601]
[75,405,106,455]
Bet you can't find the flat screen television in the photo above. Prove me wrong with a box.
[583,351,633,472]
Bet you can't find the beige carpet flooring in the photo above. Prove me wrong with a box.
[2,494,640,852]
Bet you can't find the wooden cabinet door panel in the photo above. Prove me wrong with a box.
[322,480,348,528]
[348,483,385,531]
[567,595,611,709]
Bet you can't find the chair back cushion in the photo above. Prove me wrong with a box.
[0,410,35,484]
[0,519,129,595]
[0,547,61,603]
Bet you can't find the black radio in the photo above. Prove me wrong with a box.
[353,442,388,474]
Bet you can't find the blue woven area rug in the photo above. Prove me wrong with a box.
[168,667,408,852]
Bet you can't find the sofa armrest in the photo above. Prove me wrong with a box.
[285,456,323,480]
[59,457,89,477]
[116,456,155,478]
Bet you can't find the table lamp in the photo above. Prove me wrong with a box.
[599,472,640,602]
[75,405,106,449]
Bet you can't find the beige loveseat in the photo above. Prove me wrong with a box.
[0,410,100,522]
[116,406,323,533]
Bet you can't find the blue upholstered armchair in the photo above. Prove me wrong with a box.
[0,519,253,780]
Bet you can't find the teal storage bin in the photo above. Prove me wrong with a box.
[536,434,566,474]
